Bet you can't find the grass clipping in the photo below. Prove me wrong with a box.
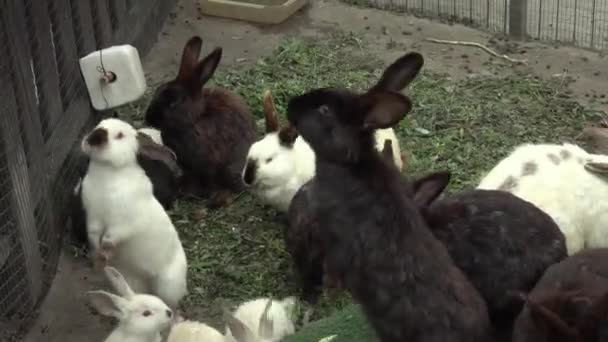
[119,32,599,334]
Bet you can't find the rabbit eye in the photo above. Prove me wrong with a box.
[265,157,273,163]
[142,310,152,317]
[318,105,330,116]
[115,132,124,140]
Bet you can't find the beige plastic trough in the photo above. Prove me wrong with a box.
[199,0,308,24]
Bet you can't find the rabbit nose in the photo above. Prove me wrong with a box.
[243,160,258,186]
[166,310,173,318]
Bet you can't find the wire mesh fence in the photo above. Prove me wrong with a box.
[0,0,175,339]
[348,0,608,51]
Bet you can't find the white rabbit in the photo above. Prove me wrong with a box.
[224,296,297,342]
[137,127,164,146]
[477,140,608,255]
[80,117,188,308]
[87,266,174,342]
[168,320,228,342]
[242,90,403,212]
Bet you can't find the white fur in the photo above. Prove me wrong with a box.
[244,128,402,212]
[477,142,608,255]
[137,127,164,145]
[87,267,174,342]
[224,297,297,342]
[373,128,403,170]
[81,118,187,308]
[168,321,228,342]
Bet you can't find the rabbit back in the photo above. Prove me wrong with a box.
[424,189,568,327]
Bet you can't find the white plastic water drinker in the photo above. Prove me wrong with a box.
[79,44,147,111]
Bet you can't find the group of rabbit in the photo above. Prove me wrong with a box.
[72,34,608,342]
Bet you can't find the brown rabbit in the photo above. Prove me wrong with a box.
[144,36,257,208]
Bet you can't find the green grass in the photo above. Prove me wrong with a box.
[116,31,601,334]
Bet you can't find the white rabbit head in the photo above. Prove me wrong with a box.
[242,90,300,190]
[81,118,140,168]
[87,267,173,339]
[224,296,297,342]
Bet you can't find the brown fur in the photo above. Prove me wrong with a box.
[144,36,257,208]
[522,161,538,176]
[512,248,608,342]
[548,153,561,165]
[498,176,518,191]
[560,149,572,160]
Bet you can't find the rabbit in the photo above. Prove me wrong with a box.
[224,296,297,342]
[511,248,608,342]
[80,117,188,309]
[70,125,183,248]
[168,320,228,342]
[409,170,567,333]
[477,138,608,255]
[87,266,174,342]
[144,35,257,209]
[242,90,404,213]
[284,51,495,342]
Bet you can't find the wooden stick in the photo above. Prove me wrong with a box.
[424,38,528,65]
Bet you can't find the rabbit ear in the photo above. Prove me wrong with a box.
[360,92,412,130]
[224,308,257,342]
[381,139,394,163]
[579,290,608,335]
[372,52,424,92]
[194,47,222,90]
[263,90,280,133]
[258,299,274,339]
[527,297,579,339]
[584,162,608,175]
[177,36,203,83]
[87,290,128,319]
[278,124,298,147]
[136,133,183,179]
[412,171,451,208]
[104,266,135,299]
[279,296,297,319]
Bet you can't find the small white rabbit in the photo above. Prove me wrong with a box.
[167,320,228,342]
[242,90,403,212]
[87,266,174,342]
[80,118,188,308]
[224,296,297,342]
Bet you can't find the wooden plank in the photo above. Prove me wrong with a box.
[71,0,97,55]
[48,0,81,114]
[121,0,154,44]
[92,0,113,47]
[109,0,128,43]
[25,0,63,138]
[0,3,44,309]
[5,1,48,206]
[46,97,92,180]
[509,0,528,39]
[126,0,177,54]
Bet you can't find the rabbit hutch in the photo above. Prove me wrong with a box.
[0,0,175,339]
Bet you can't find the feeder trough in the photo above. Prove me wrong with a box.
[199,0,307,24]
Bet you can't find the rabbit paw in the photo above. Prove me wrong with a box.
[93,239,115,270]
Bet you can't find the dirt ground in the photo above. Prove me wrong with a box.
[21,1,608,341]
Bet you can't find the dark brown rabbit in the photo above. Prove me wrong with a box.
[408,171,567,337]
[512,248,608,342]
[285,52,495,342]
[144,36,257,208]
